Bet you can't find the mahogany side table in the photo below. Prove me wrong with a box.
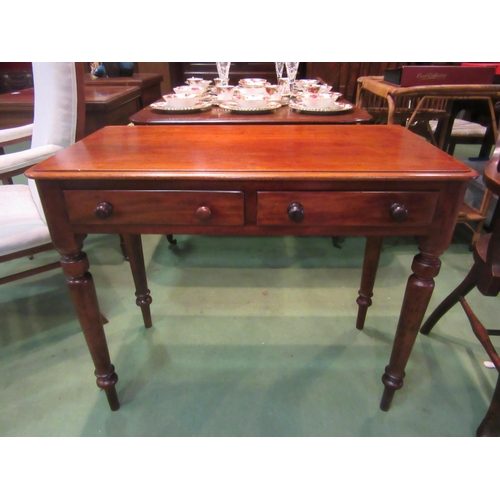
[26,124,476,413]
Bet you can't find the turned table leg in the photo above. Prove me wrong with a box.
[380,250,441,411]
[61,249,120,411]
[356,236,384,330]
[121,234,153,329]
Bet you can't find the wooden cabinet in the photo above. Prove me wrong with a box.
[84,73,163,107]
[0,86,141,135]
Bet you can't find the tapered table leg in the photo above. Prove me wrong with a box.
[121,234,153,328]
[356,236,384,330]
[380,250,441,411]
[62,250,120,411]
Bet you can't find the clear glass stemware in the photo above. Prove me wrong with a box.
[275,62,284,83]
[216,62,231,86]
[285,62,300,95]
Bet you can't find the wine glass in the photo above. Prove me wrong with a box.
[216,62,231,86]
[285,62,300,94]
[275,62,284,83]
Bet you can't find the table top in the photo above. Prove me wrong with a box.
[129,98,374,125]
[27,124,475,183]
[83,85,141,110]
[84,73,163,88]
[0,86,141,111]
[0,88,35,110]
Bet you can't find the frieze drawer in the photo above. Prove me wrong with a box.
[257,191,439,226]
[64,190,245,226]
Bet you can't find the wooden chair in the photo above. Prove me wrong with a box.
[356,76,500,247]
[355,76,452,145]
[420,135,500,436]
[434,99,499,248]
[0,62,85,284]
[429,118,488,156]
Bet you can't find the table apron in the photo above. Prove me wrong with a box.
[62,188,440,234]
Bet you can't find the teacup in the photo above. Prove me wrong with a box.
[237,85,267,96]
[238,78,268,95]
[278,77,290,96]
[239,78,267,88]
[300,92,342,109]
[295,79,319,91]
[304,84,323,95]
[264,84,281,100]
[186,77,203,85]
[214,84,235,101]
[232,93,270,109]
[162,93,201,108]
[185,77,212,89]
[174,85,206,96]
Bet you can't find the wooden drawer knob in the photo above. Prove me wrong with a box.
[288,202,305,223]
[389,203,409,222]
[196,206,212,222]
[94,201,114,220]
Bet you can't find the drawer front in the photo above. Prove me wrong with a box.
[257,191,439,227]
[64,190,245,226]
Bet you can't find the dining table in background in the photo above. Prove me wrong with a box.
[129,97,374,126]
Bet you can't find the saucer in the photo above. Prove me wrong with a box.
[289,102,353,115]
[150,102,212,113]
[219,101,281,114]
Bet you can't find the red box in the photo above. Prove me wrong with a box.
[384,65,496,87]
[461,62,500,74]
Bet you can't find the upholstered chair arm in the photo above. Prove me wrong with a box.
[0,124,34,146]
[0,144,63,175]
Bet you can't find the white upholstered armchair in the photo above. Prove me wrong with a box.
[0,62,85,284]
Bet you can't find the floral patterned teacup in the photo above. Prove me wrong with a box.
[264,84,281,100]
[162,93,202,108]
[299,92,342,109]
[174,85,205,96]
[295,79,319,91]
[278,77,290,96]
[186,77,211,89]
[214,84,235,101]
[232,93,270,109]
